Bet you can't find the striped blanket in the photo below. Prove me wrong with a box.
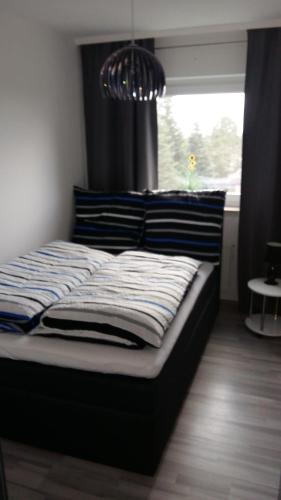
[0,241,113,333]
[35,251,201,348]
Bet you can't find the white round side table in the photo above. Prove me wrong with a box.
[245,278,281,337]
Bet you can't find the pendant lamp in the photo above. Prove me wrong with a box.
[100,0,166,101]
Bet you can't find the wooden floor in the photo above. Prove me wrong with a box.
[2,302,281,500]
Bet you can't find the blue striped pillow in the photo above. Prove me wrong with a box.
[143,190,226,264]
[72,187,145,253]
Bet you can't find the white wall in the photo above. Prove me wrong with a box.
[220,210,239,301]
[0,11,86,263]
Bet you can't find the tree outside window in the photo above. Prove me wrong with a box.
[157,93,244,195]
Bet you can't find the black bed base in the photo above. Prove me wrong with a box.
[0,271,219,475]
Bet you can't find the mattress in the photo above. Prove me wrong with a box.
[0,262,213,379]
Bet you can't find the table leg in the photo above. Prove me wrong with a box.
[260,296,266,332]
[249,291,253,316]
[274,298,279,321]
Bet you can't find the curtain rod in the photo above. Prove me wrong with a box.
[156,40,246,51]
[75,19,281,46]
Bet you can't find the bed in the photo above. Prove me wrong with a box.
[0,189,225,475]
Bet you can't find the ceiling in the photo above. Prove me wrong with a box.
[1,0,281,40]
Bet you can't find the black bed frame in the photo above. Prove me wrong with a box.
[0,269,219,475]
[0,440,8,500]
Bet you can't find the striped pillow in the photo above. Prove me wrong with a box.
[72,187,145,253]
[143,190,226,264]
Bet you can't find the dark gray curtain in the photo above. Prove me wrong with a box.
[238,28,281,310]
[80,39,158,191]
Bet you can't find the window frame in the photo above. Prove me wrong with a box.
[158,76,245,209]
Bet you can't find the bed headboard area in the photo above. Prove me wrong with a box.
[72,186,226,265]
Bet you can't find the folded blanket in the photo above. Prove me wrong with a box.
[0,241,113,333]
[34,250,201,348]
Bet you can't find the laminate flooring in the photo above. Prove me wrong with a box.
[2,302,281,500]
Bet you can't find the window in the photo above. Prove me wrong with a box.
[157,93,244,207]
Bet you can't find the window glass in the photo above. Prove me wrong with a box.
[157,93,244,201]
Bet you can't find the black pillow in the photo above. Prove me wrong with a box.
[143,190,226,264]
[72,186,145,253]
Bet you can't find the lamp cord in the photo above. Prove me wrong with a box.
[131,0,135,44]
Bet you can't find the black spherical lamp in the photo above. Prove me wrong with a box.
[100,0,166,101]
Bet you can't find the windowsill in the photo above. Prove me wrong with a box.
[224,206,240,213]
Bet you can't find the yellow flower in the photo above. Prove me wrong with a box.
[187,153,196,172]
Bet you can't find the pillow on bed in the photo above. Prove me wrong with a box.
[143,190,226,265]
[72,186,145,253]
